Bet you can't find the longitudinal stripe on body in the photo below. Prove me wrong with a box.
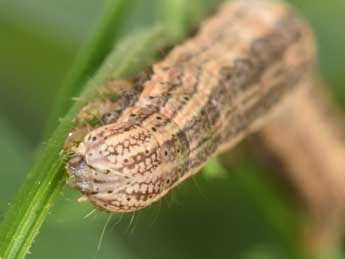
[172,14,305,158]
[65,0,316,212]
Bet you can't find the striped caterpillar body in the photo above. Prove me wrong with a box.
[66,0,316,212]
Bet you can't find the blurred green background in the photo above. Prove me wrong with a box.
[0,0,344,258]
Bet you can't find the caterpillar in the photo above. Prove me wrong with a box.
[65,0,316,212]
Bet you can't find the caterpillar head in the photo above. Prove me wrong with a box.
[66,120,188,212]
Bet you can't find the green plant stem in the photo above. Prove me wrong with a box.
[44,0,131,135]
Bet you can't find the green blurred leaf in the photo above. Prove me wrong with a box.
[0,118,30,210]
[158,0,204,40]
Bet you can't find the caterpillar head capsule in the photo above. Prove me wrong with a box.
[66,120,188,212]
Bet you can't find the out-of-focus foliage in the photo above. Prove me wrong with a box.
[0,0,344,258]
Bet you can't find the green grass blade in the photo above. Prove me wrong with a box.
[44,0,131,135]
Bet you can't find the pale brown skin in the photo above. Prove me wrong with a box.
[259,83,345,251]
[66,0,315,212]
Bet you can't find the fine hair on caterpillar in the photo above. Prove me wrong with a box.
[65,0,316,212]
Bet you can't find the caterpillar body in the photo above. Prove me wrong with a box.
[66,0,315,212]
